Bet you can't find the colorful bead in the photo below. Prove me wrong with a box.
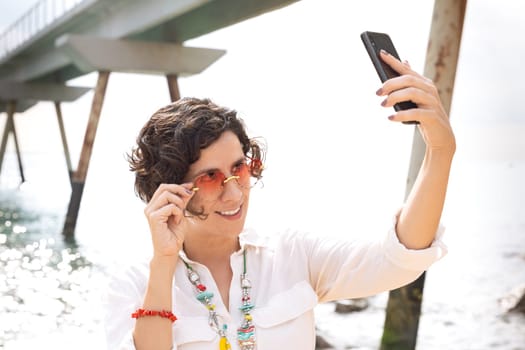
[206,304,216,311]
[197,284,206,291]
[238,340,256,350]
[241,278,252,289]
[237,324,256,348]
[196,290,214,302]
[131,308,177,323]
[188,271,200,283]
[219,336,232,350]
[237,325,255,340]
[239,303,254,312]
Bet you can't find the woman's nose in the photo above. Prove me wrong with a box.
[220,176,244,201]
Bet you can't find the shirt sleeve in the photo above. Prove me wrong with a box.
[103,262,149,350]
[302,219,447,303]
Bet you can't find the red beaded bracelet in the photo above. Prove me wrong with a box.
[131,308,177,323]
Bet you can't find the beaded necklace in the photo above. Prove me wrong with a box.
[182,249,256,350]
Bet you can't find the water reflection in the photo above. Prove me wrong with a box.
[0,190,101,348]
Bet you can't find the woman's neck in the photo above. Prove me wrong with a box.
[183,232,241,266]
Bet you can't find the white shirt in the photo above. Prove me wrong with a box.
[104,223,446,350]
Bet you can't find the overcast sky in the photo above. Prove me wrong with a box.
[0,0,39,28]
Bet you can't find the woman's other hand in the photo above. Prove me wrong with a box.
[144,183,194,258]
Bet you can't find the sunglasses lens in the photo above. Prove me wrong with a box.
[232,163,250,186]
[193,171,226,197]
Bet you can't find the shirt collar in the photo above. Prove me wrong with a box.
[178,227,270,264]
[239,227,270,250]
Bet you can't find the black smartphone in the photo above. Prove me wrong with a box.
[360,31,419,124]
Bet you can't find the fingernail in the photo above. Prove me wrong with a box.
[376,88,383,96]
[388,115,395,120]
[380,49,390,56]
[381,99,388,107]
[185,188,194,195]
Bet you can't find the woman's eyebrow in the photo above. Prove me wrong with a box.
[190,167,220,180]
[191,156,246,178]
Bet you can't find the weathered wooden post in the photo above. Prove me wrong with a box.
[166,74,181,102]
[0,102,16,177]
[54,101,74,182]
[380,1,467,349]
[0,100,25,183]
[63,71,110,239]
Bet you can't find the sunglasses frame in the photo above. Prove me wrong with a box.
[183,157,263,219]
[189,157,262,196]
[191,174,241,193]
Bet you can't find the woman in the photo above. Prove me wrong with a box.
[105,51,455,349]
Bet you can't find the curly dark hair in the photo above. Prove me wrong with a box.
[128,97,265,203]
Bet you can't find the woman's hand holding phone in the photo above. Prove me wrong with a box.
[377,50,455,153]
[361,31,455,152]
